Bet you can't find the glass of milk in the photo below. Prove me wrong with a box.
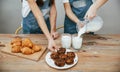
[61,34,71,49]
[72,34,83,50]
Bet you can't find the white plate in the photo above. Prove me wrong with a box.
[45,49,78,69]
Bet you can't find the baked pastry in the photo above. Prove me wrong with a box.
[65,57,74,65]
[32,45,42,52]
[57,48,66,54]
[67,52,75,59]
[55,59,65,67]
[21,47,34,55]
[59,54,67,60]
[22,38,33,48]
[11,37,22,45]
[12,41,22,46]
[11,46,21,53]
[50,48,76,67]
[10,37,42,55]
[50,52,59,60]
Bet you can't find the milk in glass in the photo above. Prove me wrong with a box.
[72,34,83,50]
[61,34,71,49]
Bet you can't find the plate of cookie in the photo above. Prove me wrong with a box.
[45,48,78,69]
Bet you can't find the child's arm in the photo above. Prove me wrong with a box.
[27,0,58,51]
[85,0,108,20]
[64,2,84,28]
[50,0,59,39]
[64,3,80,24]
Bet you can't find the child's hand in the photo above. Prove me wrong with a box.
[76,21,84,31]
[51,32,60,40]
[48,39,59,52]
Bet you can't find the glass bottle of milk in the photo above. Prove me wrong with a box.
[76,16,103,33]
[61,34,71,49]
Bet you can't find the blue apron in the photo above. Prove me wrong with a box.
[64,0,93,34]
[23,0,50,34]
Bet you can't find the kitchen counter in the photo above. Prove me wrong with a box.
[0,34,120,72]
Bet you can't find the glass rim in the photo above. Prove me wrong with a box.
[72,34,83,38]
[61,33,71,36]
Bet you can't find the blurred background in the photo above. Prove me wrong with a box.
[0,0,120,34]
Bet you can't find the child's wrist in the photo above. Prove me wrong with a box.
[76,20,82,25]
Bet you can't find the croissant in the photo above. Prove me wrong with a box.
[11,46,21,53]
[32,45,42,52]
[21,47,34,55]
[12,41,22,46]
[22,38,33,48]
[11,37,22,45]
[11,37,42,55]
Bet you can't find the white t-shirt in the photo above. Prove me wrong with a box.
[63,0,94,8]
[22,0,33,18]
[22,0,50,18]
[63,0,69,3]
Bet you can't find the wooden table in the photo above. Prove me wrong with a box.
[0,34,120,72]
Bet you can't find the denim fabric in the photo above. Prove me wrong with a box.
[23,11,50,34]
[64,0,93,34]
[22,0,50,34]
